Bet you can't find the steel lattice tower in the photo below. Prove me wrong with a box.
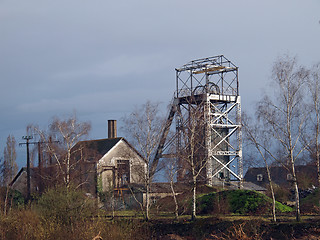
[153,55,242,186]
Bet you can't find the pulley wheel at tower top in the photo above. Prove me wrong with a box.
[193,82,220,95]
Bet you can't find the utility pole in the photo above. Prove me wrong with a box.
[38,141,43,193]
[20,136,33,202]
[20,137,57,201]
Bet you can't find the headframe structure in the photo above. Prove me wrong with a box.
[152,55,242,186]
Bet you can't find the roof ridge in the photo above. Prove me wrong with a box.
[77,137,124,144]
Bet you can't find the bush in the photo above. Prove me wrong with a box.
[0,209,45,239]
[0,187,25,207]
[228,190,267,214]
[35,186,97,225]
[267,183,291,203]
[300,188,320,213]
[197,190,292,215]
[197,193,217,214]
[9,189,25,207]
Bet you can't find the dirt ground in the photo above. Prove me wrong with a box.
[149,216,320,240]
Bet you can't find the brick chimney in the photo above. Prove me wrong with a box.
[108,120,117,138]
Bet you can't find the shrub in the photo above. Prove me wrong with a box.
[268,183,291,203]
[9,189,25,207]
[0,209,45,239]
[0,187,25,207]
[227,190,267,214]
[197,190,292,215]
[35,185,97,225]
[0,187,25,216]
[197,193,216,214]
[300,188,320,213]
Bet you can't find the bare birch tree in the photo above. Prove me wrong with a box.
[164,156,179,219]
[176,100,209,220]
[33,114,91,187]
[305,63,320,187]
[122,100,165,221]
[256,55,309,222]
[242,113,277,222]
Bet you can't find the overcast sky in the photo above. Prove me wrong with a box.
[1,0,320,168]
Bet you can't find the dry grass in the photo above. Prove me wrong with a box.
[0,209,152,240]
[2,209,320,240]
[209,222,265,240]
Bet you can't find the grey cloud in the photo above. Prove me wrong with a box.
[1,0,320,168]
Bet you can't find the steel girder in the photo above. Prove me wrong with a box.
[153,55,243,187]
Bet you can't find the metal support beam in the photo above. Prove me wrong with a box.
[152,55,243,187]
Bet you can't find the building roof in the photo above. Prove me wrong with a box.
[227,181,267,192]
[149,182,191,193]
[126,181,266,194]
[9,167,32,187]
[122,182,191,194]
[73,137,144,162]
[9,165,58,188]
[244,165,318,188]
[75,137,123,157]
